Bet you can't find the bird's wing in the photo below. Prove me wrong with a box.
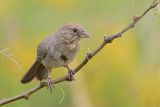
[36,35,53,61]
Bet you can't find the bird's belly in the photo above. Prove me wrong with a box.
[43,60,66,68]
[42,52,76,68]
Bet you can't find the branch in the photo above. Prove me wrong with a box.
[0,1,158,106]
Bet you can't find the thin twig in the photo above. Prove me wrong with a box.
[0,48,22,71]
[0,1,158,106]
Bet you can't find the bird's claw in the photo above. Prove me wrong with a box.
[47,77,55,93]
[67,69,75,81]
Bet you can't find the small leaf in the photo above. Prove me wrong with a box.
[0,48,9,53]
[8,54,14,57]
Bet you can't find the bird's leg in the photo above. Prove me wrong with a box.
[47,68,55,93]
[65,66,75,81]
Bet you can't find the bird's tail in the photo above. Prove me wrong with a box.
[35,64,48,80]
[21,61,47,83]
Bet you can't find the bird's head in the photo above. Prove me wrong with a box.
[57,23,89,44]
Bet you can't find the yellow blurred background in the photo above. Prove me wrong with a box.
[0,0,160,107]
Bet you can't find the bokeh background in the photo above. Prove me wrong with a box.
[0,0,160,107]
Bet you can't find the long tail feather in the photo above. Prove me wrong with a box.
[21,61,41,83]
[35,64,48,80]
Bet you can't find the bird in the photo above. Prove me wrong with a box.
[21,23,89,92]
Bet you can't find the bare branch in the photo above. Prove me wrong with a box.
[0,1,158,106]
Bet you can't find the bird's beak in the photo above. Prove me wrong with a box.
[80,30,89,38]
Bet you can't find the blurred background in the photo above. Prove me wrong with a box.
[0,0,160,107]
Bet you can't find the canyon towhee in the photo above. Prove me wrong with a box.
[21,23,89,92]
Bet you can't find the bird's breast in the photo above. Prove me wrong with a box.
[42,44,79,68]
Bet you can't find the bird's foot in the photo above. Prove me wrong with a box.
[47,77,55,93]
[40,79,45,86]
[67,69,75,81]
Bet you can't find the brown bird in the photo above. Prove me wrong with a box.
[21,23,89,92]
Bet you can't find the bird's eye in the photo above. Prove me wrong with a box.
[73,28,77,32]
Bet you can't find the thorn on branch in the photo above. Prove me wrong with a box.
[104,36,112,43]
[104,33,121,43]
[86,49,92,61]
[117,33,122,37]
[104,33,112,43]
[88,48,91,53]
[104,33,107,38]
[133,14,139,21]
[24,94,30,100]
